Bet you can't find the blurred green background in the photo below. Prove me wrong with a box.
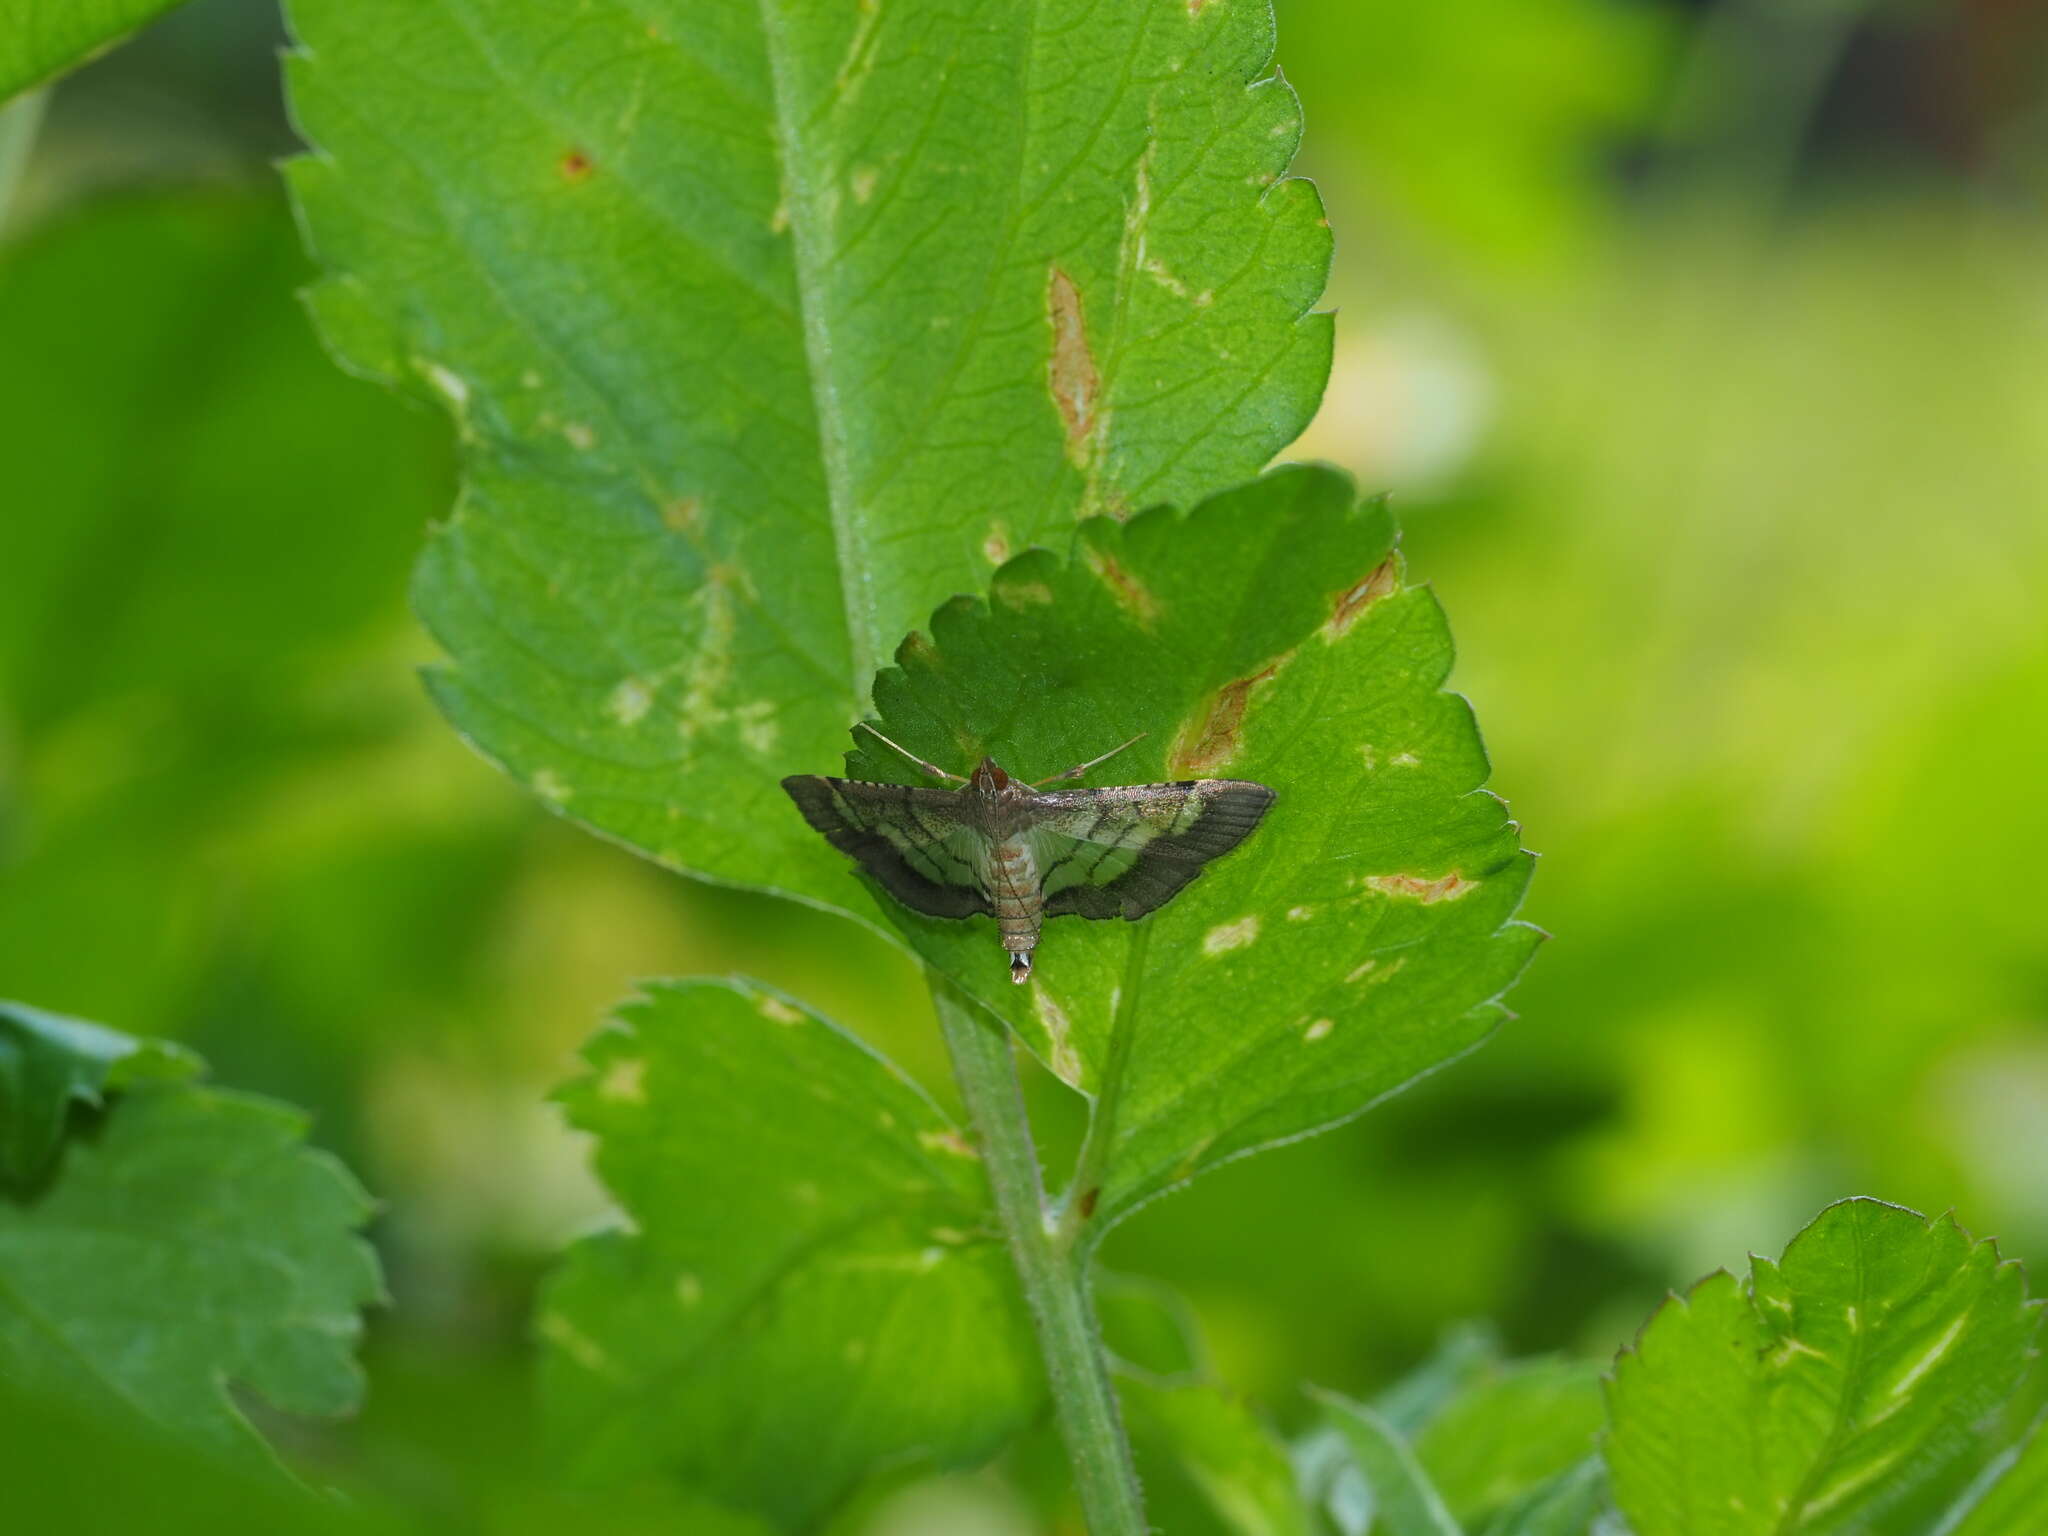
[4,0,2045,1526]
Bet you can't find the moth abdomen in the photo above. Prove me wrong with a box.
[988,841,1045,962]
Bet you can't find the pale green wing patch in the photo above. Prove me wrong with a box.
[847,463,1538,1222]
[1033,781,1277,920]
[1034,822,1152,907]
[781,777,989,918]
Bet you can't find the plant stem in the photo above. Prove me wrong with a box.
[932,978,1146,1536]
[1055,919,1151,1254]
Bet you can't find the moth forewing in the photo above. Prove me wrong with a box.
[779,776,991,919]
[1033,780,1277,920]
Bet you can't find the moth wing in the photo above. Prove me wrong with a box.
[1029,780,1276,920]
[781,776,992,919]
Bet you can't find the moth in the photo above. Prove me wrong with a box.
[782,725,1276,984]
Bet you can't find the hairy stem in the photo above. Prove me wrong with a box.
[1056,918,1151,1253]
[933,978,1145,1536]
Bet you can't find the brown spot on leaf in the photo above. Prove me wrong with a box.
[1327,555,1399,638]
[1366,872,1477,903]
[560,149,595,182]
[917,1127,978,1160]
[1085,548,1159,626]
[1168,656,1287,773]
[1079,1187,1100,1219]
[1046,267,1099,464]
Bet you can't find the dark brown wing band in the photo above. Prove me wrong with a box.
[781,775,991,919]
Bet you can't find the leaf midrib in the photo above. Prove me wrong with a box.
[0,1260,177,1433]
[755,0,881,698]
[1774,1227,1878,1535]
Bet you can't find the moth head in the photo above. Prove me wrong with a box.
[970,758,1012,795]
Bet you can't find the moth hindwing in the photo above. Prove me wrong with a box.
[782,745,1275,984]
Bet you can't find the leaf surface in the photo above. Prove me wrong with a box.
[1123,1376,1314,1536]
[1605,1198,2042,1536]
[0,0,190,97]
[1933,1409,2048,1536]
[1373,1323,1507,1436]
[1414,1358,1603,1525]
[542,979,1039,1529]
[0,1377,391,1536]
[1477,1457,1605,1536]
[282,0,1331,926]
[0,1083,382,1471]
[0,1000,199,1191]
[1315,1389,1465,1536]
[851,464,1536,1220]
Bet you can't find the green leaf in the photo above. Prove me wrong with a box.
[0,1083,383,1472]
[1124,1376,1314,1536]
[1476,1457,1604,1536]
[1933,1410,2048,1536]
[1413,1358,1603,1525]
[0,1376,392,1536]
[1373,1322,1507,1437]
[1097,1268,1205,1380]
[852,464,1536,1219]
[1314,1388,1465,1536]
[541,979,1039,1529]
[0,1000,200,1191]
[0,0,191,98]
[1605,1198,2043,1536]
[281,0,1331,928]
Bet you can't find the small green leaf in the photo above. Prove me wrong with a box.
[1314,1388,1466,1536]
[1477,1457,1605,1536]
[1414,1358,1603,1525]
[0,1000,200,1191]
[1605,1198,2043,1536]
[1124,1376,1314,1536]
[542,979,1039,1529]
[0,0,191,98]
[0,1083,383,1472]
[1933,1410,2048,1536]
[1373,1322,1507,1436]
[282,0,1330,931]
[854,464,1536,1219]
[1097,1269,1205,1380]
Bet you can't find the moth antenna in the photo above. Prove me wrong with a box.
[855,721,967,783]
[1034,731,1148,787]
